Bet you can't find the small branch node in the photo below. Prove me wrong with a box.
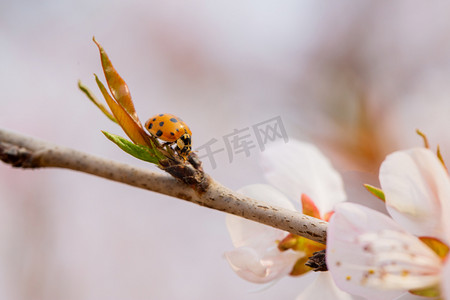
[0,142,36,168]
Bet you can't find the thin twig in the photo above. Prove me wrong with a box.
[0,128,328,244]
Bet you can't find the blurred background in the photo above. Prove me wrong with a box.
[1,0,450,299]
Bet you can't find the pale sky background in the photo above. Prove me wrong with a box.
[2,1,450,299]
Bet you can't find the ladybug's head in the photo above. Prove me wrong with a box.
[176,133,192,160]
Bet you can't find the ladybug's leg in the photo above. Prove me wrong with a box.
[161,142,178,158]
[174,144,182,155]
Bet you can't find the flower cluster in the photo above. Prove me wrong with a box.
[328,147,450,299]
[225,140,352,299]
[225,138,450,299]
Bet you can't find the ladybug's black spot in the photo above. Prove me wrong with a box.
[170,132,175,136]
[170,118,178,123]
[159,114,164,117]
[152,118,156,121]
[156,130,163,137]
[148,123,153,129]
[159,121,164,126]
[176,128,179,132]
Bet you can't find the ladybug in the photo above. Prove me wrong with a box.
[144,113,192,160]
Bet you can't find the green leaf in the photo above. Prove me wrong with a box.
[148,137,166,161]
[102,131,161,164]
[78,80,118,124]
[363,184,385,202]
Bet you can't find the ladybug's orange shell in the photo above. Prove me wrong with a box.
[144,113,192,143]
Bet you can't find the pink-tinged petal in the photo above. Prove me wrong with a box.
[296,273,355,300]
[227,184,295,249]
[441,260,450,300]
[238,184,297,210]
[224,246,302,284]
[225,184,304,283]
[327,203,441,299]
[261,140,346,215]
[379,148,450,240]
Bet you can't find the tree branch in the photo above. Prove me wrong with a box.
[0,128,328,244]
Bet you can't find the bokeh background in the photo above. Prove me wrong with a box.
[2,1,450,299]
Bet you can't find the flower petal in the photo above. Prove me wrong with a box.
[296,273,354,300]
[225,184,304,283]
[441,260,450,300]
[224,246,302,284]
[238,184,297,210]
[379,148,450,240]
[226,184,295,249]
[327,203,441,299]
[261,140,346,215]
